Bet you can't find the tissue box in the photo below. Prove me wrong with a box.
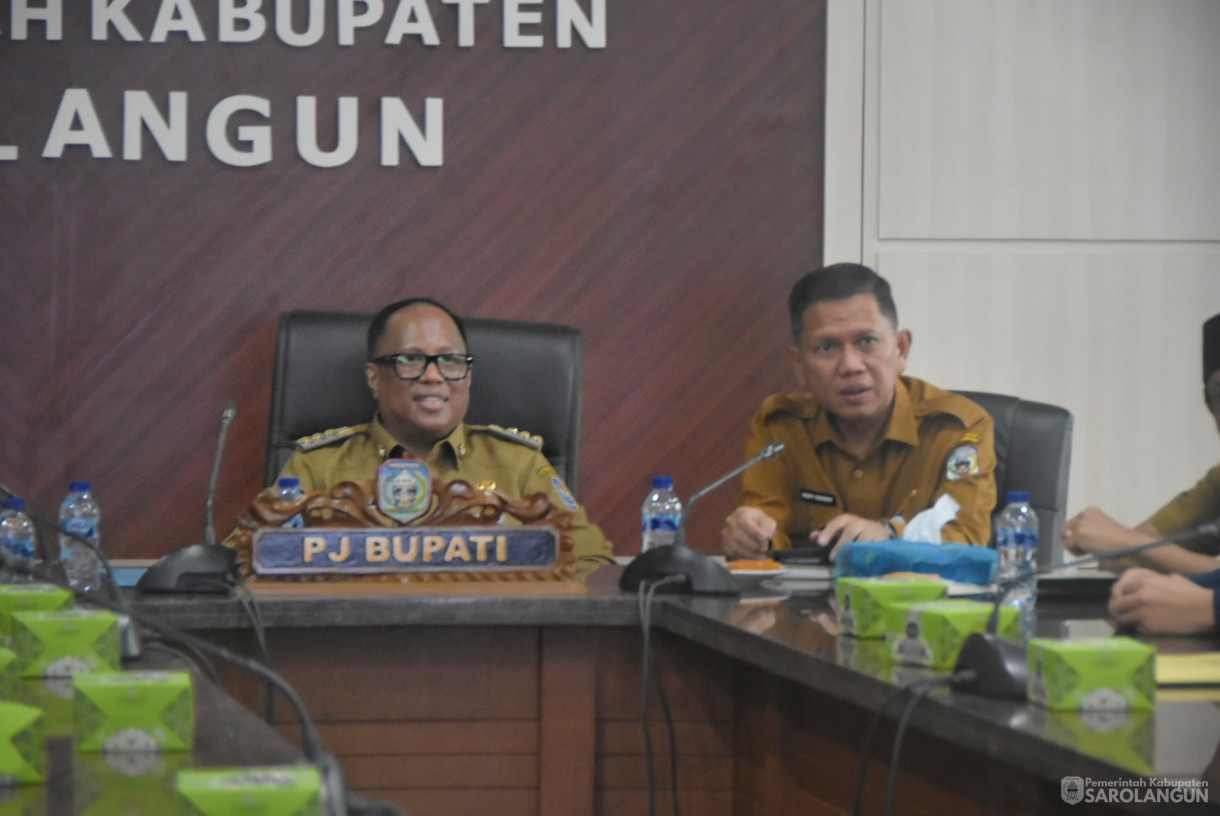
[74,671,194,753]
[835,541,998,586]
[836,577,947,638]
[1027,637,1156,712]
[11,610,120,678]
[73,749,188,815]
[884,600,1019,668]
[0,701,45,785]
[0,586,73,648]
[15,678,76,738]
[176,766,324,816]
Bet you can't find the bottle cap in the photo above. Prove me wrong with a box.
[1006,490,1031,504]
[6,497,25,511]
[69,481,91,492]
[278,477,301,489]
[651,476,674,490]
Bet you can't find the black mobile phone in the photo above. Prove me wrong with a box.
[772,540,834,566]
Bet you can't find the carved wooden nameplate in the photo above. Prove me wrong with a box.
[230,478,577,583]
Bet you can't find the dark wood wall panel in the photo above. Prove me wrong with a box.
[0,1,826,556]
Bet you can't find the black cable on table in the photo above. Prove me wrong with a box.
[851,670,976,816]
[637,575,685,816]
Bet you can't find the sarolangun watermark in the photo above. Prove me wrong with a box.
[1061,776,1208,805]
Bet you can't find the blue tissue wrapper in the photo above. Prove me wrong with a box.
[834,540,998,585]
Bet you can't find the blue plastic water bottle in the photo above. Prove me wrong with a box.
[641,476,682,552]
[59,481,102,593]
[276,477,307,528]
[0,497,38,582]
[995,490,1038,638]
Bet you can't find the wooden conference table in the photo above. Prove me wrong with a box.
[133,567,1220,816]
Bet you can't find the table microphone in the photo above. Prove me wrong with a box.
[137,402,239,594]
[954,518,1220,699]
[206,402,237,548]
[619,441,786,594]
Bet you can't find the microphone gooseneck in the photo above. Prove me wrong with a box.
[619,441,786,595]
[204,402,238,549]
[673,440,785,550]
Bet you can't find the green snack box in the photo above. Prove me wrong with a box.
[1026,705,1154,775]
[15,678,75,738]
[1027,637,1156,712]
[176,766,324,816]
[0,701,45,786]
[74,671,194,753]
[836,577,948,638]
[0,586,73,648]
[11,609,119,679]
[835,634,893,676]
[884,599,1019,668]
[0,649,17,700]
[0,783,47,815]
[73,749,188,816]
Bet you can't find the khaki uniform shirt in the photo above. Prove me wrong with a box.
[280,418,614,562]
[737,376,997,549]
[1148,464,1220,555]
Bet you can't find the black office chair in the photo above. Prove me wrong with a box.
[956,391,1074,568]
[265,310,585,494]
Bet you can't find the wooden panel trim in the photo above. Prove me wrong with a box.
[539,627,597,816]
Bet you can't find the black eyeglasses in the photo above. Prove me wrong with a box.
[370,352,473,381]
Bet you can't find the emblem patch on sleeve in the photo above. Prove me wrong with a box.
[945,445,980,481]
[551,477,579,511]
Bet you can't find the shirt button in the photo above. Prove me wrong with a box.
[852,469,864,479]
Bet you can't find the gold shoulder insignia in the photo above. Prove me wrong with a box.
[475,424,544,450]
[961,433,981,444]
[295,424,368,452]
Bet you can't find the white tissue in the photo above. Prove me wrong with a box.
[901,493,961,544]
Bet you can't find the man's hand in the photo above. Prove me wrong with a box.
[1109,568,1216,635]
[814,514,891,560]
[1061,507,1146,556]
[721,507,776,559]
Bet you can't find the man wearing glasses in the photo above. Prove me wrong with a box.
[276,297,614,563]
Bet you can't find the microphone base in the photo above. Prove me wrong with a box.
[618,545,739,595]
[135,544,237,594]
[953,632,1030,699]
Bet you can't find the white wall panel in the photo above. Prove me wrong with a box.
[876,0,1220,240]
[881,251,1220,526]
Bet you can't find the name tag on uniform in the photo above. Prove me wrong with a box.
[251,527,559,575]
[798,489,837,507]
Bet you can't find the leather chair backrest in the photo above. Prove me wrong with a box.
[266,310,585,494]
[955,391,1074,567]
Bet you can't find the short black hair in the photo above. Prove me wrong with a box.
[787,263,898,343]
[366,297,468,359]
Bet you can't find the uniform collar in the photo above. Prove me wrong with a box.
[809,377,919,452]
[370,415,468,463]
